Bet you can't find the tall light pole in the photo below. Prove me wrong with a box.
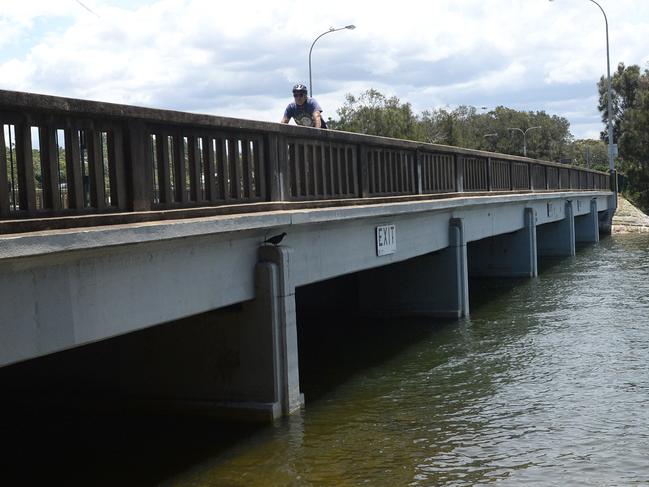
[507,126,541,157]
[549,0,614,172]
[308,25,355,97]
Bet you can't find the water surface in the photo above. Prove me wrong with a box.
[171,234,649,486]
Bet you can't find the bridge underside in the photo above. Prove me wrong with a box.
[0,192,613,421]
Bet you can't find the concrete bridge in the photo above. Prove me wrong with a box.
[0,90,615,421]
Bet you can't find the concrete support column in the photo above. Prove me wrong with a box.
[575,199,600,243]
[447,218,469,317]
[257,245,303,417]
[537,201,575,257]
[469,208,538,278]
[598,195,615,235]
[358,218,469,318]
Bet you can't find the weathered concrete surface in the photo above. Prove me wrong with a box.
[612,196,649,233]
[0,191,612,369]
[0,191,614,419]
[537,201,576,257]
[575,199,600,243]
[358,218,468,318]
[469,207,537,278]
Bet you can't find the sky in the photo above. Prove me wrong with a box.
[1,0,648,139]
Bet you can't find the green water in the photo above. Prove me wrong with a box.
[4,234,649,486]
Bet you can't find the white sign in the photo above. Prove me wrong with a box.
[376,224,396,256]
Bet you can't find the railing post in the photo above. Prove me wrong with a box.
[38,126,61,210]
[107,128,128,210]
[360,144,370,198]
[87,129,106,210]
[124,119,152,211]
[267,133,287,202]
[456,154,464,193]
[508,160,514,191]
[64,128,84,210]
[486,157,493,192]
[415,149,423,195]
[527,162,533,190]
[15,122,37,212]
[0,127,9,217]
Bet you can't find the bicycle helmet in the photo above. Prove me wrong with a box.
[292,83,308,94]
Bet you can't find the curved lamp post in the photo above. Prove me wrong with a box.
[308,25,355,97]
[507,126,541,157]
[550,0,614,171]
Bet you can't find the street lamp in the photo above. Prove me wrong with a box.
[507,126,541,157]
[549,0,614,172]
[308,25,355,97]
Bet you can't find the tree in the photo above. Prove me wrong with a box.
[330,89,420,140]
[418,106,475,146]
[329,90,573,163]
[597,63,649,211]
[618,87,649,210]
[597,63,645,142]
[567,139,609,171]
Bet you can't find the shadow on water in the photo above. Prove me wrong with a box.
[295,274,463,403]
[296,311,457,404]
[537,256,572,274]
[0,402,264,486]
[0,354,267,486]
[468,276,529,312]
[299,313,430,403]
[295,269,546,403]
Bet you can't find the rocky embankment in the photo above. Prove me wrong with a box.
[612,196,649,233]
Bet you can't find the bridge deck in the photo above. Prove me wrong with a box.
[0,190,611,261]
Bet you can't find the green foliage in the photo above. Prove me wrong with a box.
[330,89,574,162]
[567,139,609,171]
[4,145,67,190]
[329,89,420,140]
[598,63,644,142]
[619,88,649,164]
[597,63,649,211]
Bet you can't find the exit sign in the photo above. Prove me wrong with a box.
[376,224,396,256]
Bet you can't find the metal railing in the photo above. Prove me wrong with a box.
[0,89,613,233]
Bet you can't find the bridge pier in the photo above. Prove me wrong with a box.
[575,199,600,243]
[248,245,303,419]
[358,218,469,318]
[155,245,303,421]
[537,201,576,257]
[469,208,538,278]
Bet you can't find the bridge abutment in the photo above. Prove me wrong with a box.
[537,201,576,257]
[469,208,538,278]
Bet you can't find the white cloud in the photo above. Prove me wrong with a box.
[1,0,647,138]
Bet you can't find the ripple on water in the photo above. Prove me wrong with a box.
[168,235,649,486]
